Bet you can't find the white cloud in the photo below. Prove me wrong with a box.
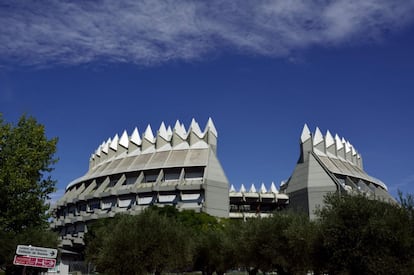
[1,0,413,67]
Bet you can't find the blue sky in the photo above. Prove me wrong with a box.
[1,1,414,201]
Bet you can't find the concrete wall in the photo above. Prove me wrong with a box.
[203,149,229,217]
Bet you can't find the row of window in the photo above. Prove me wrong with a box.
[336,174,382,193]
[56,191,204,219]
[65,166,205,197]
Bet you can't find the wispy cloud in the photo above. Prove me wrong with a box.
[1,0,413,67]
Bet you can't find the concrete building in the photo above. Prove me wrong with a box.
[50,118,229,253]
[229,182,288,219]
[50,120,396,261]
[281,124,395,219]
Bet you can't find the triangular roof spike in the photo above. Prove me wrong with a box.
[260,183,267,193]
[249,183,257,193]
[166,125,173,137]
[158,122,169,140]
[240,184,246,193]
[204,117,218,137]
[119,130,129,148]
[300,124,311,143]
[110,134,119,150]
[144,124,155,142]
[313,127,324,146]
[229,184,236,192]
[95,146,101,157]
[102,138,111,154]
[335,134,343,150]
[341,137,346,144]
[270,182,279,193]
[325,130,335,148]
[95,141,105,156]
[130,127,142,145]
[345,140,351,153]
[190,118,203,138]
[351,145,357,155]
[174,120,187,138]
[174,120,181,131]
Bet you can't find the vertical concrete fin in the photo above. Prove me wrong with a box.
[249,183,257,193]
[313,127,325,153]
[119,130,129,149]
[110,134,119,151]
[260,183,267,193]
[158,122,170,141]
[270,182,279,194]
[205,117,218,137]
[142,124,156,152]
[240,184,246,193]
[130,127,142,146]
[301,124,311,143]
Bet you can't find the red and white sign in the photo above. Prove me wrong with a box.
[16,245,57,258]
[13,255,56,269]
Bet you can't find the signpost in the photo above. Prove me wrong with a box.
[14,245,58,273]
[16,245,57,259]
[13,255,56,269]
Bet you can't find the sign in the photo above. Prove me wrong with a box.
[13,255,56,269]
[16,245,57,259]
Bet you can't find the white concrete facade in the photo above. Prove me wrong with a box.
[282,124,395,219]
[50,118,229,252]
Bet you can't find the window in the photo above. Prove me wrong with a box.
[119,196,135,208]
[184,167,204,180]
[88,200,100,212]
[124,172,139,185]
[144,170,159,183]
[106,176,120,189]
[77,203,87,212]
[164,168,181,181]
[137,194,154,205]
[102,198,116,209]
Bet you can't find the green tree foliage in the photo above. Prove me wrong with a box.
[192,220,239,275]
[316,193,414,275]
[86,210,193,275]
[0,114,58,273]
[85,193,414,275]
[0,114,58,232]
[398,189,414,220]
[238,212,315,275]
[148,205,220,231]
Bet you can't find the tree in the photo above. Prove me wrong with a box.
[192,220,239,275]
[397,189,414,220]
[238,212,315,275]
[148,205,234,275]
[316,193,414,275]
[86,210,193,275]
[0,114,58,273]
[0,114,58,232]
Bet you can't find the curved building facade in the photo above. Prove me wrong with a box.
[51,118,229,250]
[51,121,396,253]
[281,124,395,219]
